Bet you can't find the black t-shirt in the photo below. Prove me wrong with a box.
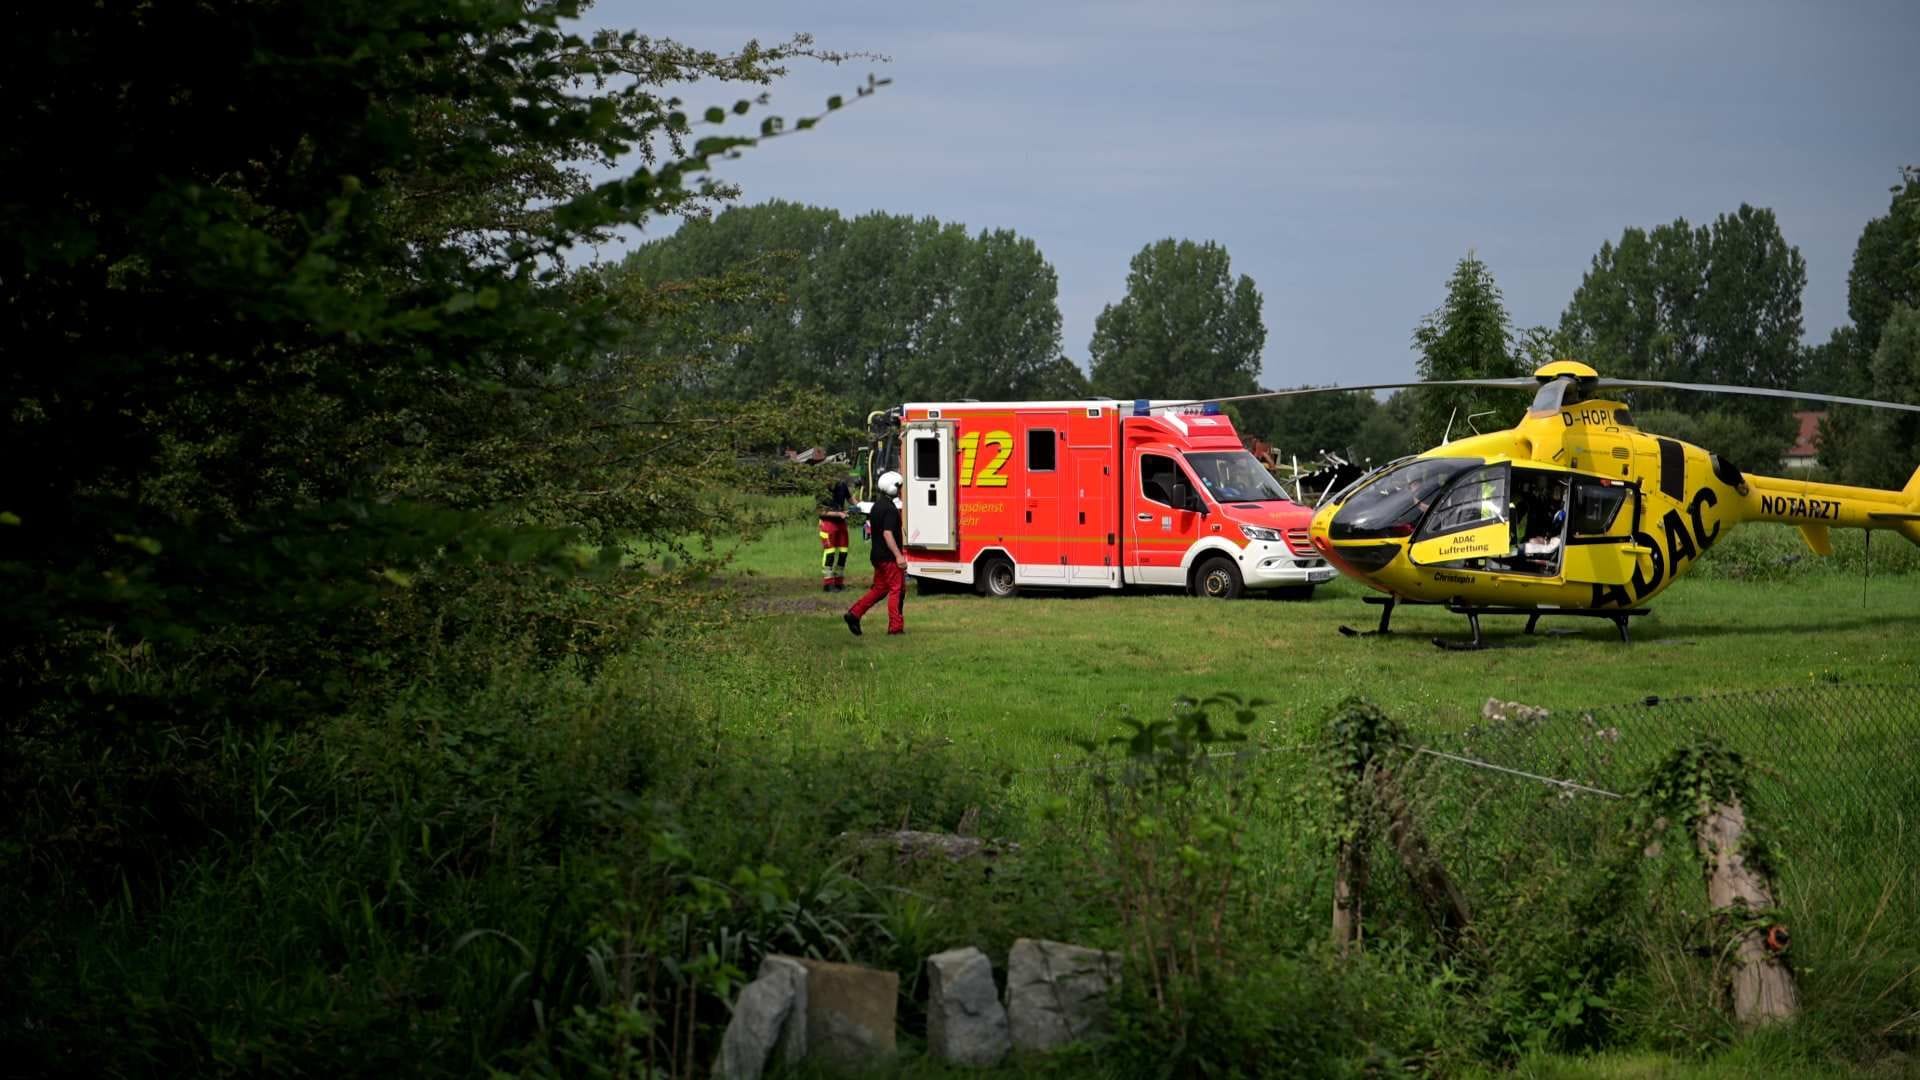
[867,497,902,565]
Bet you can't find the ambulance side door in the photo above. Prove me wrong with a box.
[1069,450,1118,585]
[1020,418,1066,581]
[1066,406,1119,586]
[1126,449,1203,587]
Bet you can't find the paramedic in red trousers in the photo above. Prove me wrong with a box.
[817,471,853,592]
[844,470,905,636]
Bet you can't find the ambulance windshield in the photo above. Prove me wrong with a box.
[1185,451,1292,503]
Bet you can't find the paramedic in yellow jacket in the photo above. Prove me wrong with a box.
[817,472,854,592]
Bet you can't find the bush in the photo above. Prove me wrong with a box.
[1694,523,1920,581]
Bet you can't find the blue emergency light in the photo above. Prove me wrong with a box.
[1131,400,1220,416]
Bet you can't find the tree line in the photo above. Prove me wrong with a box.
[616,178,1919,479]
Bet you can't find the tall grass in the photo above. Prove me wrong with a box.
[11,495,1919,1076]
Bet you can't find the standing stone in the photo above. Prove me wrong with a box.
[1004,938,1121,1052]
[926,947,1010,1067]
[795,958,897,1066]
[758,956,809,1067]
[713,959,803,1080]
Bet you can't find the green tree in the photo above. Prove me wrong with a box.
[1559,204,1806,459]
[2,0,865,681]
[1031,355,1095,398]
[615,203,1066,405]
[1631,408,1799,477]
[1560,206,1807,391]
[1358,390,1422,465]
[615,200,847,396]
[1802,326,1867,397]
[1808,169,1919,481]
[1822,305,1920,488]
[1411,253,1523,445]
[1242,390,1386,464]
[0,0,869,920]
[1516,324,1571,369]
[1088,239,1266,399]
[1847,167,1920,358]
[910,227,1068,400]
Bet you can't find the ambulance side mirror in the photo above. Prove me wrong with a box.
[1170,482,1207,515]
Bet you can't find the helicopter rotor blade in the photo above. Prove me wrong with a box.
[1594,379,1920,414]
[1165,378,1538,409]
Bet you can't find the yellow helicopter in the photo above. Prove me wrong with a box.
[1198,360,1920,648]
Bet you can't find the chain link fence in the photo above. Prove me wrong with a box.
[1428,684,1920,893]
[1391,685,1920,1030]
[1009,683,1920,1045]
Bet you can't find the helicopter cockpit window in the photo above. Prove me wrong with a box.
[1414,465,1509,540]
[1329,456,1415,506]
[1328,457,1480,540]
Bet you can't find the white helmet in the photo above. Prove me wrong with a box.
[877,470,903,496]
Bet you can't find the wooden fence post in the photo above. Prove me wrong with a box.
[1375,768,1472,947]
[1695,795,1799,1026]
[1332,832,1370,957]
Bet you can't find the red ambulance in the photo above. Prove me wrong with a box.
[867,399,1333,599]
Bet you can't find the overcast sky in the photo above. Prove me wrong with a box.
[585,0,1917,388]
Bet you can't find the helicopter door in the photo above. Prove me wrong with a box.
[1409,464,1510,566]
[1561,477,1637,585]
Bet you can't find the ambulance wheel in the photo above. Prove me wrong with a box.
[976,556,1018,598]
[1192,556,1244,600]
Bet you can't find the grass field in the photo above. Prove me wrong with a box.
[681,506,1920,765]
[654,501,1920,1076]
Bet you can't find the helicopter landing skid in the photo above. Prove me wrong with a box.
[1434,604,1650,650]
[1340,597,1649,647]
[1338,595,1435,637]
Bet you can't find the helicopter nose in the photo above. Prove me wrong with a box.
[1309,507,1352,570]
[1309,504,1335,540]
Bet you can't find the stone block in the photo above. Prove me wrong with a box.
[926,946,1009,1067]
[795,957,897,1066]
[1004,938,1120,1052]
[714,959,803,1080]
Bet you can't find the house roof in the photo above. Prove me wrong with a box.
[1786,410,1825,458]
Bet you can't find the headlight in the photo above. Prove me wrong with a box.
[1240,525,1282,542]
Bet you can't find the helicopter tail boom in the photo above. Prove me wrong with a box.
[1739,468,1920,548]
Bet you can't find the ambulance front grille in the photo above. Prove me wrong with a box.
[1286,528,1312,553]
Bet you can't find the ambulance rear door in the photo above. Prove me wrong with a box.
[902,420,956,550]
